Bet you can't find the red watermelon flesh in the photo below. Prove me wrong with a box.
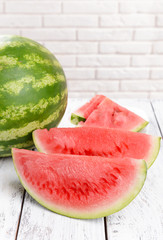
[71,95,148,132]
[12,148,147,219]
[79,98,148,132]
[33,127,161,169]
[71,95,106,125]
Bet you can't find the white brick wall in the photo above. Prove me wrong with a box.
[0,0,163,99]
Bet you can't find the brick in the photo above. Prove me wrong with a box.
[97,80,119,91]
[63,1,117,13]
[153,42,163,53]
[0,15,41,27]
[21,29,76,41]
[68,92,95,98]
[64,68,95,80]
[120,2,163,13]
[5,1,61,13]
[44,42,98,54]
[44,15,98,27]
[68,80,119,92]
[0,28,20,35]
[97,68,149,80]
[56,55,76,67]
[77,55,130,67]
[150,92,163,99]
[100,14,154,27]
[121,80,163,91]
[97,92,149,99]
[0,2,3,12]
[100,42,151,54]
[135,30,163,41]
[78,29,133,41]
[132,56,163,67]
[157,15,163,26]
[151,69,163,79]
[68,81,98,92]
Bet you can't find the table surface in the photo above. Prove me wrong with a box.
[0,98,163,240]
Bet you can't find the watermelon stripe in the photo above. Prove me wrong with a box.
[0,100,66,150]
[0,88,67,127]
[0,134,32,147]
[0,82,66,108]
[0,39,23,51]
[0,96,60,123]
[0,56,18,66]
[0,140,34,157]
[0,35,67,156]
[0,73,64,96]
[0,140,33,152]
[0,37,52,59]
[0,101,67,141]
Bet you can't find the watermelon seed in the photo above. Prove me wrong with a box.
[77,194,81,200]
[100,177,109,184]
[110,174,118,180]
[84,149,91,155]
[113,167,121,174]
[78,187,85,196]
[108,151,113,156]
[110,179,117,187]
[122,142,129,150]
[116,145,122,153]
[69,148,74,154]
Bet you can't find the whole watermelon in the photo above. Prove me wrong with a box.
[0,35,68,157]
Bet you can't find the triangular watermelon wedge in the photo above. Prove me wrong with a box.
[71,95,148,132]
[71,95,105,125]
[33,127,161,169]
[12,148,147,219]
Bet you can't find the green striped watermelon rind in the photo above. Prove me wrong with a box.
[71,112,85,125]
[12,148,147,219]
[0,35,68,157]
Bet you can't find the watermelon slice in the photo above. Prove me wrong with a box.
[12,148,147,219]
[71,95,148,132]
[71,95,105,125]
[33,127,161,169]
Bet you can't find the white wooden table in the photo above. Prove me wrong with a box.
[0,98,163,240]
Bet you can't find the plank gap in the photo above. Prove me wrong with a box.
[15,189,26,240]
[104,217,108,240]
[15,147,36,239]
[150,101,163,137]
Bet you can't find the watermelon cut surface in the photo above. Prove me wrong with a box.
[71,95,105,125]
[71,95,148,132]
[12,148,147,219]
[33,127,161,169]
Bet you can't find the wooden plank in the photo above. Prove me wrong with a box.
[17,98,106,240]
[151,100,163,136]
[17,194,105,240]
[105,99,163,240]
[0,157,24,240]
